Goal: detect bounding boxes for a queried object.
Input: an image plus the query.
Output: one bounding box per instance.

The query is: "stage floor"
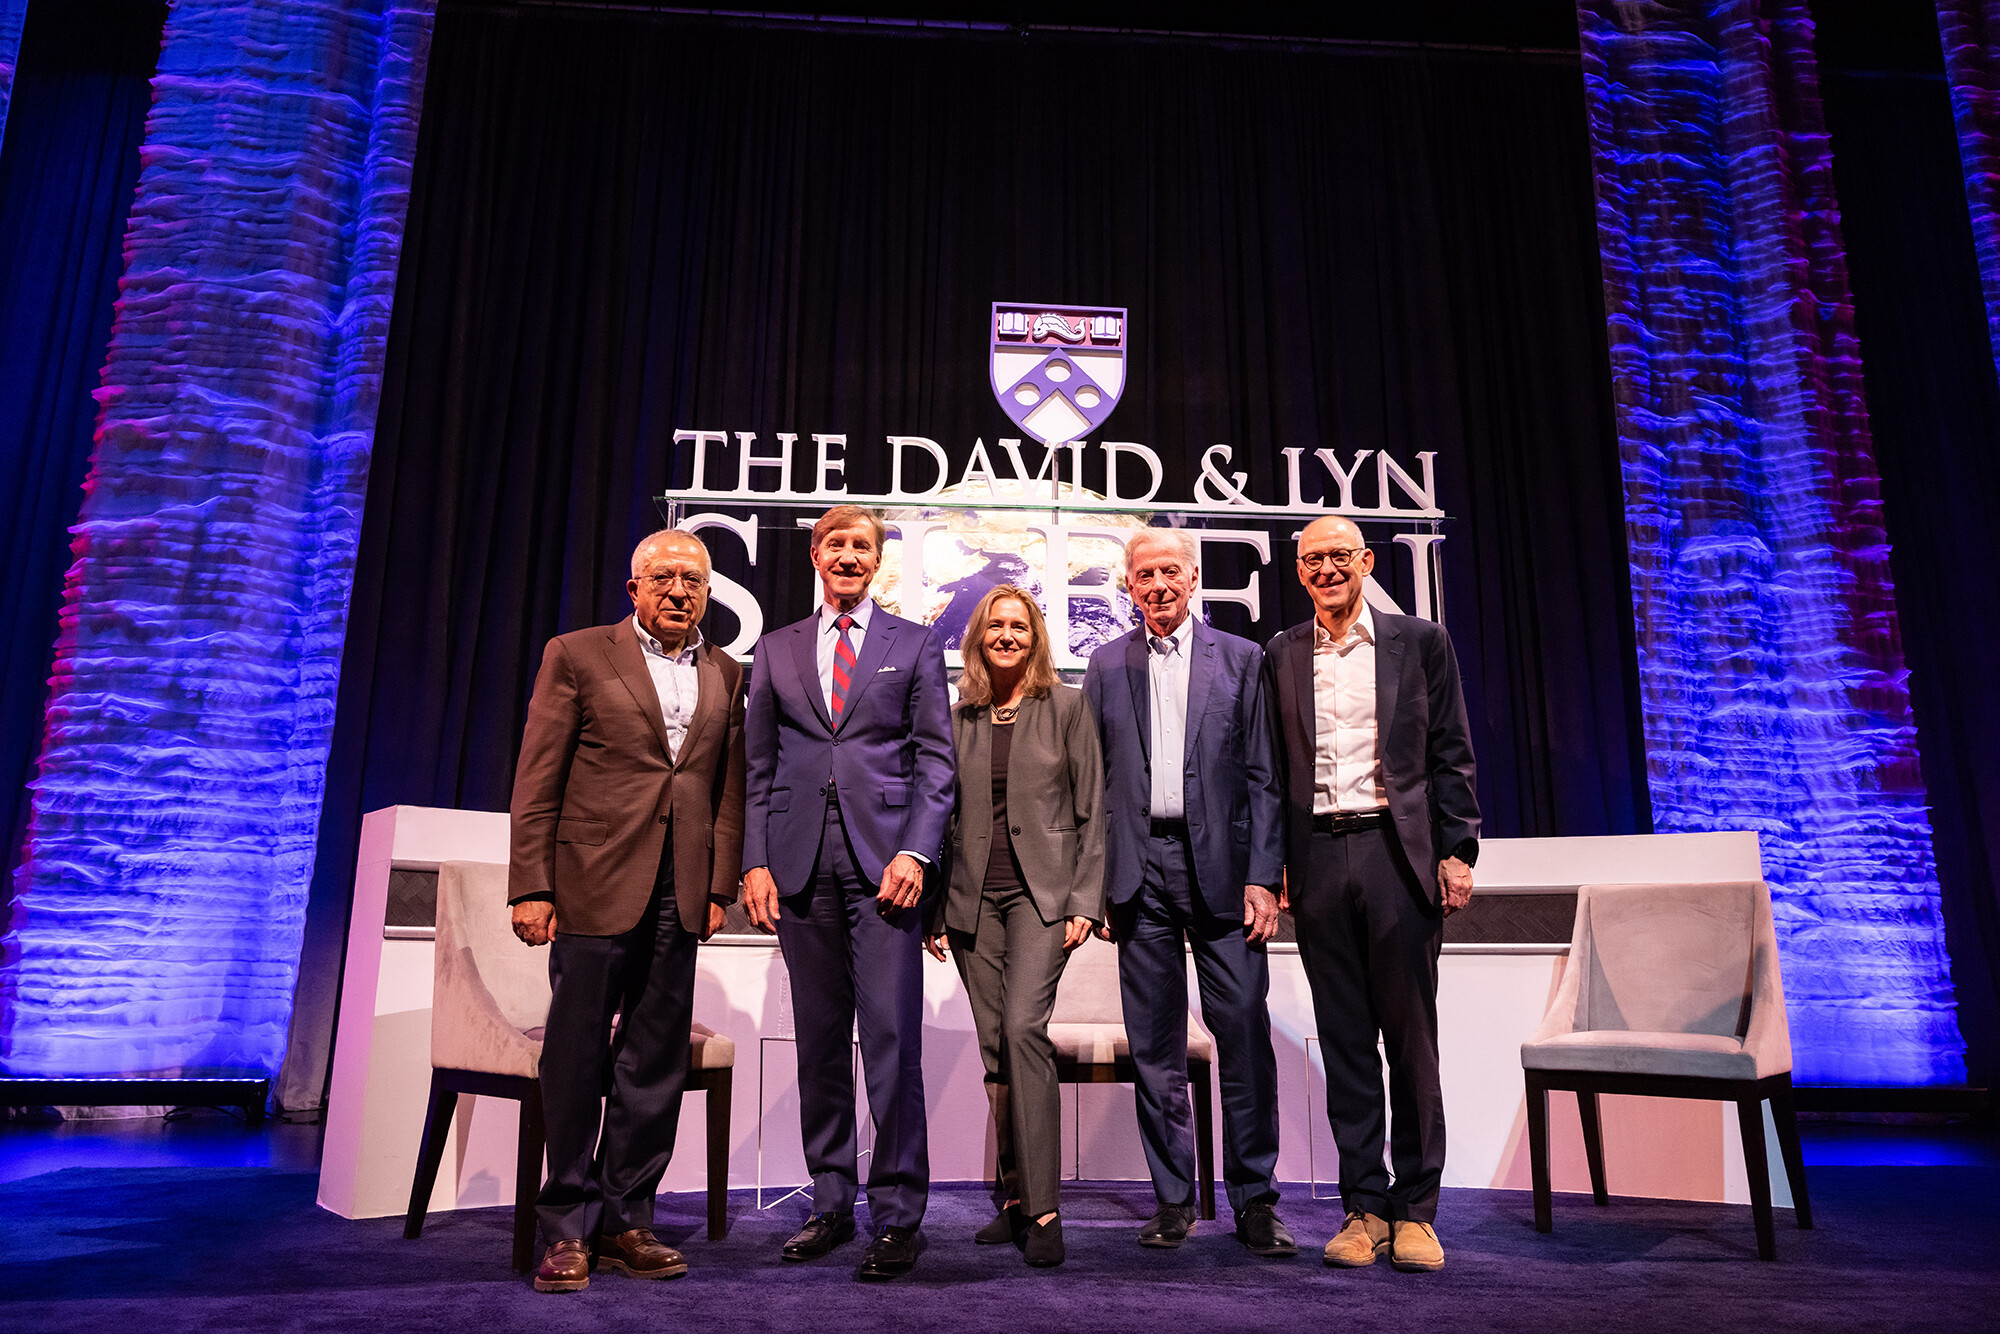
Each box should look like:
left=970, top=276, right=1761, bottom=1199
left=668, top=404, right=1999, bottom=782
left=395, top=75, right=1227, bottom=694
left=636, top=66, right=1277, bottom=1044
left=1, top=1114, right=1995, bottom=1332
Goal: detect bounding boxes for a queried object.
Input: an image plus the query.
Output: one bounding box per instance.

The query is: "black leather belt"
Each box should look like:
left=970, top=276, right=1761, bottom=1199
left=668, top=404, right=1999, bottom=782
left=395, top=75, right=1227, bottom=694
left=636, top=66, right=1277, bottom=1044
left=1148, top=817, right=1190, bottom=840
left=1314, top=809, right=1389, bottom=834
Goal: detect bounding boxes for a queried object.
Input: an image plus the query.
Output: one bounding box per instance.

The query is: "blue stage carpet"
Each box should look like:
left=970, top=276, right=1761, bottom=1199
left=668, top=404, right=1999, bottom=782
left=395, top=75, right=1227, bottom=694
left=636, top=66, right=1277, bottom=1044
left=2, top=1157, right=1996, bottom=1332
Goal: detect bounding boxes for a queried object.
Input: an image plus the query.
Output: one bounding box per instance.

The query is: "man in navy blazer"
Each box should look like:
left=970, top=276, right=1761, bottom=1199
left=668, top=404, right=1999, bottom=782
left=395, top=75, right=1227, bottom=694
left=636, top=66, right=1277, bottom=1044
left=741, top=505, right=955, bottom=1280
left=1266, top=514, right=1478, bottom=1274
left=1082, top=528, right=1295, bottom=1258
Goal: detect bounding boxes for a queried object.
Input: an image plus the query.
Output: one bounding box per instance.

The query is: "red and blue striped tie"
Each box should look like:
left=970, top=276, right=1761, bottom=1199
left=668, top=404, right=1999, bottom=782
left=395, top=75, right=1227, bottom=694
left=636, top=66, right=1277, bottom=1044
left=830, top=614, right=857, bottom=728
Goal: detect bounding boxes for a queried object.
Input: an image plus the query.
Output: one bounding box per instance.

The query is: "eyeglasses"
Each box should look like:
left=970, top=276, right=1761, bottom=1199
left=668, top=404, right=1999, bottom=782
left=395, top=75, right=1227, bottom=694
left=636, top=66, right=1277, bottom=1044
left=1297, top=548, right=1366, bottom=571
left=639, top=572, right=708, bottom=591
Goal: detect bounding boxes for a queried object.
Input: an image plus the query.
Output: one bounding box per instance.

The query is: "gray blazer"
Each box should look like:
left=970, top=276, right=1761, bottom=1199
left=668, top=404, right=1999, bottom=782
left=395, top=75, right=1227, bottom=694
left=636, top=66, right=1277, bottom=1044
left=937, top=684, right=1107, bottom=935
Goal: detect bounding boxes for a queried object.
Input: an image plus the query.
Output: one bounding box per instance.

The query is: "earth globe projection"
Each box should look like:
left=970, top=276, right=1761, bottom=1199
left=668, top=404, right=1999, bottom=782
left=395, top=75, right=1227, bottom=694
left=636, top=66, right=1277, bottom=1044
left=871, top=477, right=1155, bottom=666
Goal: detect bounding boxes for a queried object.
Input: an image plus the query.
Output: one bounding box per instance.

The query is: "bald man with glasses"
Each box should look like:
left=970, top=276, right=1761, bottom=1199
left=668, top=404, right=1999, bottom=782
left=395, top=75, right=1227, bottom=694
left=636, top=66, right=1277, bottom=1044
left=1266, top=515, right=1478, bottom=1274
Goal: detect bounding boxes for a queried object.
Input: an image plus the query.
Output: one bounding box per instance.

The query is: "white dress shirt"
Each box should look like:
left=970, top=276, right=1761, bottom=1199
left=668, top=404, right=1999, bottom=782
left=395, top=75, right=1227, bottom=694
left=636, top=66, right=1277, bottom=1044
left=1146, top=614, right=1195, bottom=820
left=817, top=598, right=876, bottom=717
left=1311, top=604, right=1388, bottom=815
left=634, top=615, right=702, bottom=763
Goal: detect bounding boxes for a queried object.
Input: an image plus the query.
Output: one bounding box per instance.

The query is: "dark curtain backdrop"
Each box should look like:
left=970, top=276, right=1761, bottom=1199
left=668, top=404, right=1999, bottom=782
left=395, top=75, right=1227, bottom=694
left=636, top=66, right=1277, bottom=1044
left=1822, top=66, right=2000, bottom=1086
left=286, top=6, right=1648, bottom=1101
left=0, top=1, right=164, bottom=890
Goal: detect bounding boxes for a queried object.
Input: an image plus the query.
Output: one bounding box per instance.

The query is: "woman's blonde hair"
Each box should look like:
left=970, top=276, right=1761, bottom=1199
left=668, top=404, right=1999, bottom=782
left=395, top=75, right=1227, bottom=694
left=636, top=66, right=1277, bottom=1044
left=956, top=584, right=1058, bottom=711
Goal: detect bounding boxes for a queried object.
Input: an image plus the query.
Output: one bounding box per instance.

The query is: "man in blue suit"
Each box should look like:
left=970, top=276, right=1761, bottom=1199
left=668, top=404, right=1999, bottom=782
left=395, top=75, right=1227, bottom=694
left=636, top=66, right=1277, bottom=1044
left=1082, top=528, right=1295, bottom=1258
left=742, top=505, right=955, bottom=1280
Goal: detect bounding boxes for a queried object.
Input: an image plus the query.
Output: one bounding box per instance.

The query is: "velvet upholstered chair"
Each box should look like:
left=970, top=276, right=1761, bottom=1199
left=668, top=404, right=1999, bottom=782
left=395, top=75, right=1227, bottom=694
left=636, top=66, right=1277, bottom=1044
left=1048, top=933, right=1217, bottom=1219
left=1520, top=879, right=1811, bottom=1260
left=404, top=860, right=736, bottom=1272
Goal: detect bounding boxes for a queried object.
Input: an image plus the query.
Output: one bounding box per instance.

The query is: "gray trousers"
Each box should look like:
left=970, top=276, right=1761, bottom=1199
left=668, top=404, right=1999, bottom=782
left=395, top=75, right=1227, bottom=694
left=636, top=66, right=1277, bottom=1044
left=950, top=881, right=1071, bottom=1218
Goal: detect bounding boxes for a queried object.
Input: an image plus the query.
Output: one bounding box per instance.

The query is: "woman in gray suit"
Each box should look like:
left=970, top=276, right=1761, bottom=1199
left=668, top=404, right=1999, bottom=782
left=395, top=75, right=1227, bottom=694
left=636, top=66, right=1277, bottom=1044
left=925, top=584, right=1105, bottom=1268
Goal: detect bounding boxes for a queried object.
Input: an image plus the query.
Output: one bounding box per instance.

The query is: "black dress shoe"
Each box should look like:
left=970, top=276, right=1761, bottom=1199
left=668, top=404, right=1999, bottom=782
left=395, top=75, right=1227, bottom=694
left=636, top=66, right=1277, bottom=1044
left=1138, top=1203, right=1197, bottom=1248
left=855, top=1225, right=926, bottom=1280
left=1023, top=1215, right=1065, bottom=1268
left=1234, top=1200, right=1298, bottom=1257
left=975, top=1204, right=1027, bottom=1245
left=782, top=1211, right=855, bottom=1261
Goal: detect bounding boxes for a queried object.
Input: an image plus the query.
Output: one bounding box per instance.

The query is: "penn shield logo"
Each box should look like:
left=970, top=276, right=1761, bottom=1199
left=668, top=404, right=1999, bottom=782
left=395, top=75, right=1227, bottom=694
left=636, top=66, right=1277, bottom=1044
left=990, top=302, right=1127, bottom=445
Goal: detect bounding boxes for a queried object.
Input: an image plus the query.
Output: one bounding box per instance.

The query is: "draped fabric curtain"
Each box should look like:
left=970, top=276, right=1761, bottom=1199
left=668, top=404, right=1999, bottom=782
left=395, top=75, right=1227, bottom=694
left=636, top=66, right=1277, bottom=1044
left=1827, top=37, right=2000, bottom=1085
left=1, top=0, right=437, bottom=1083
left=0, top=1, right=26, bottom=150
left=1936, top=3, right=2000, bottom=370
left=1577, top=0, right=1963, bottom=1084
left=0, top=1, right=163, bottom=907
left=286, top=5, right=1650, bottom=1102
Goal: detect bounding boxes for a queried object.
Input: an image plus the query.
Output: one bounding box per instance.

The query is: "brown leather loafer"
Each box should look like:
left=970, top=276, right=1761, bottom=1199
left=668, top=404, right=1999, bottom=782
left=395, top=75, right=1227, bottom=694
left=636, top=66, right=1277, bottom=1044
left=597, top=1227, right=688, bottom=1280
left=533, top=1238, right=591, bottom=1293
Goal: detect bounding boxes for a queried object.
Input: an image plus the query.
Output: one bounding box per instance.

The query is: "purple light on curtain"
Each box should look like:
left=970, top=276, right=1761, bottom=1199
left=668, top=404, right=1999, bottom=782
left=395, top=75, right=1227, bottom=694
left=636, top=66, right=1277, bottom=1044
left=1578, top=0, right=1964, bottom=1084
left=0, top=0, right=435, bottom=1078
left=1937, top=2, right=2000, bottom=371
left=0, top=0, right=26, bottom=150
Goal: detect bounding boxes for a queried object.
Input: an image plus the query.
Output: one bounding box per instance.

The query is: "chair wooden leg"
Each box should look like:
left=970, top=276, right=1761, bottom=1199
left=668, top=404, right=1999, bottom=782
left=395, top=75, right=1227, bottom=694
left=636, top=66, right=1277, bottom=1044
left=405, top=1075, right=458, bottom=1240
left=1768, top=1077, right=1811, bottom=1229
left=707, top=1069, right=732, bottom=1241
left=1525, top=1071, right=1553, bottom=1234
left=1736, top=1097, right=1776, bottom=1260
left=1577, top=1089, right=1608, bottom=1206
left=1190, top=1058, right=1217, bottom=1221
left=514, top=1082, right=547, bottom=1274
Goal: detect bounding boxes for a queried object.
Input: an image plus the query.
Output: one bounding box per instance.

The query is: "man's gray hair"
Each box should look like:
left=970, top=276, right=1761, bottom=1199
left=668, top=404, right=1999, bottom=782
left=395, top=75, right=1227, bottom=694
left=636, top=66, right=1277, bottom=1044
left=630, top=528, right=711, bottom=577
left=1124, top=526, right=1199, bottom=571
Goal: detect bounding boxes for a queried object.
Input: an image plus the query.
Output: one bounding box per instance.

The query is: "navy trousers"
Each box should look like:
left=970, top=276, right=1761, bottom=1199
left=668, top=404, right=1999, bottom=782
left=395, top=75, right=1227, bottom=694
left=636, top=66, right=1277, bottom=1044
left=1291, top=824, right=1446, bottom=1223
left=1114, top=830, right=1281, bottom=1214
left=774, top=799, right=929, bottom=1229
left=537, top=871, right=699, bottom=1244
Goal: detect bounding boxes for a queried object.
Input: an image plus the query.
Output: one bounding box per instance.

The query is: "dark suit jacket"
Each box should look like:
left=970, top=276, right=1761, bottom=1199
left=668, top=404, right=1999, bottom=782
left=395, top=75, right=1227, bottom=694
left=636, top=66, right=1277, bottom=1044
left=1082, top=620, right=1285, bottom=918
left=508, top=619, right=747, bottom=936
left=742, top=603, right=956, bottom=892
left=936, top=685, right=1107, bottom=934
left=1265, top=611, right=1479, bottom=904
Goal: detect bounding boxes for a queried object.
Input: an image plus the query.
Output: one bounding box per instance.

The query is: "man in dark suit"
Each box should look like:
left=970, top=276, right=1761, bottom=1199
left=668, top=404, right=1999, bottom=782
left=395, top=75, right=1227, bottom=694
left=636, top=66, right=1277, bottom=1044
left=1082, top=529, right=1295, bottom=1258
left=741, top=504, right=955, bottom=1280
left=509, top=528, right=746, bottom=1293
left=1266, top=514, right=1478, bottom=1274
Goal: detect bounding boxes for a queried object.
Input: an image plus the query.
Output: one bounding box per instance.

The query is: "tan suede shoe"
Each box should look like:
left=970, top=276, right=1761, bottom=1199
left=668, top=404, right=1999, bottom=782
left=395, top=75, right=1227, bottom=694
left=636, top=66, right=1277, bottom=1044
left=533, top=1238, right=591, bottom=1293
left=1390, top=1219, right=1445, bottom=1272
left=597, top=1227, right=688, bottom=1279
left=1321, top=1211, right=1392, bottom=1267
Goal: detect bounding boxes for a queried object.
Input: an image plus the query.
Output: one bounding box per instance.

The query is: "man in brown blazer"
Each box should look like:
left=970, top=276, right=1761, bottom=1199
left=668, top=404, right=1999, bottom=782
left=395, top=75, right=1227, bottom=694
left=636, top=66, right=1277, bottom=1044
left=508, top=528, right=746, bottom=1292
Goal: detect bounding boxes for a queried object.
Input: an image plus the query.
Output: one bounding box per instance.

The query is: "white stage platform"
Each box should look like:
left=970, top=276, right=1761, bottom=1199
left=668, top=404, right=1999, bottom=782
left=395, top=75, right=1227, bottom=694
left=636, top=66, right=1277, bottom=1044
left=319, top=807, right=1790, bottom=1222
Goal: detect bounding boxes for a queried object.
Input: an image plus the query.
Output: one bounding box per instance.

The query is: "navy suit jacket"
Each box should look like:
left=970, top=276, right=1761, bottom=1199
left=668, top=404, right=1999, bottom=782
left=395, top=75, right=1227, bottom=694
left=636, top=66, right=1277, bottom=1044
left=743, top=603, right=956, bottom=892
left=1265, top=611, right=1479, bottom=905
left=1082, top=619, right=1285, bottom=918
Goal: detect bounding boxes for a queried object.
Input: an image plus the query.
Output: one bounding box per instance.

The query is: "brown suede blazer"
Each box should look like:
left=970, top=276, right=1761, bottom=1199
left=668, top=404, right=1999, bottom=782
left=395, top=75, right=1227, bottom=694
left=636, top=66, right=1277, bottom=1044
left=508, top=618, right=746, bottom=936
